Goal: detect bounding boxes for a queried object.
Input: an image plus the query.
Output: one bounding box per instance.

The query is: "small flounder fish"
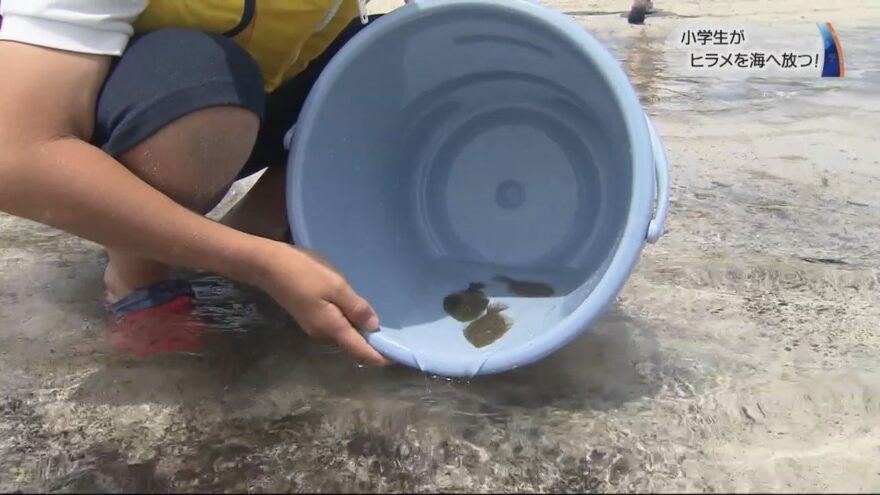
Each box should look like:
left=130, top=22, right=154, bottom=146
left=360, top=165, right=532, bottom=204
left=464, top=302, right=513, bottom=349
left=494, top=275, right=555, bottom=297
left=443, top=282, right=489, bottom=322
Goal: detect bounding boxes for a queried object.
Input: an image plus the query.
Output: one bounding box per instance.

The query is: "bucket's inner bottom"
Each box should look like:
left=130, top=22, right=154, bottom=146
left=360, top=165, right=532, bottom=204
left=413, top=100, right=605, bottom=269
left=372, top=256, right=598, bottom=357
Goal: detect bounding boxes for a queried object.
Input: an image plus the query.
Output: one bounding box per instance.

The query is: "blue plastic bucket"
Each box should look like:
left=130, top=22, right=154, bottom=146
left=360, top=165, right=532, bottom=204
left=287, top=0, right=670, bottom=378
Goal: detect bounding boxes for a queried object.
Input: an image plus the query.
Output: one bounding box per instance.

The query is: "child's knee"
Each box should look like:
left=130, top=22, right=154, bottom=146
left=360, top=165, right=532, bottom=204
left=88, top=25, right=265, bottom=211
left=119, top=105, right=260, bottom=212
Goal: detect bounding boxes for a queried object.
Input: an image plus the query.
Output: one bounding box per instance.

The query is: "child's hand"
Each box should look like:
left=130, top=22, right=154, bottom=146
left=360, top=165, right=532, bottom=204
left=259, top=242, right=391, bottom=367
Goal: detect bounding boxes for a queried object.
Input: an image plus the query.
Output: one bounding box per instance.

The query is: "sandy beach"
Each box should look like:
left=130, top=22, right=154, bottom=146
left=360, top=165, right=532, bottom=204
left=1, top=0, right=879, bottom=492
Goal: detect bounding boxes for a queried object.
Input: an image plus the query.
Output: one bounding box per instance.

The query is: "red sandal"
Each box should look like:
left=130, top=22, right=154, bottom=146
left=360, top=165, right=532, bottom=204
left=104, top=280, right=205, bottom=357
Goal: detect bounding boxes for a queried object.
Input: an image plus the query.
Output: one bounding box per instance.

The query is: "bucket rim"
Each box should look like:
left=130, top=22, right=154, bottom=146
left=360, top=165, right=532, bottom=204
left=288, top=0, right=657, bottom=378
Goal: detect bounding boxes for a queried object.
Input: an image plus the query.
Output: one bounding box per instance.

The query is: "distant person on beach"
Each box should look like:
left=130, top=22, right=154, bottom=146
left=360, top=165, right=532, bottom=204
left=628, top=0, right=654, bottom=24
left=0, top=0, right=395, bottom=366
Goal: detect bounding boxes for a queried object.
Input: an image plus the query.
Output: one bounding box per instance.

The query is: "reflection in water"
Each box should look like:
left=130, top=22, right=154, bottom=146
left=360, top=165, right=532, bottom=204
left=623, top=27, right=664, bottom=107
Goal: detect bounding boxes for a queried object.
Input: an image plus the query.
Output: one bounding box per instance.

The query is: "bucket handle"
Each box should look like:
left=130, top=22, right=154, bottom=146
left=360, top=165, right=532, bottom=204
left=644, top=114, right=669, bottom=244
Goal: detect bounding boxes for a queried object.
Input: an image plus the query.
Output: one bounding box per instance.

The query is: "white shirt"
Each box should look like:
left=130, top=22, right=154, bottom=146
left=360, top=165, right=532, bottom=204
left=0, top=0, right=148, bottom=55
left=0, top=0, right=378, bottom=56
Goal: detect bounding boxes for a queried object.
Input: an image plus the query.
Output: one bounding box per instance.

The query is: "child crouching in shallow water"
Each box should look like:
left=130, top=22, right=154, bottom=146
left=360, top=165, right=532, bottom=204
left=0, top=0, right=394, bottom=366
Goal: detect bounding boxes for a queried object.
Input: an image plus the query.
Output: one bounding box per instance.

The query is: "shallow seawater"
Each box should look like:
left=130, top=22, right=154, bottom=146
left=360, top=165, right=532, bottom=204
left=8, top=273, right=674, bottom=493
left=2, top=13, right=880, bottom=495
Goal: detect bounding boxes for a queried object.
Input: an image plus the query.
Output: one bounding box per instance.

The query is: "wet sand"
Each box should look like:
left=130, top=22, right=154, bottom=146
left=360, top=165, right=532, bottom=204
left=2, top=0, right=879, bottom=492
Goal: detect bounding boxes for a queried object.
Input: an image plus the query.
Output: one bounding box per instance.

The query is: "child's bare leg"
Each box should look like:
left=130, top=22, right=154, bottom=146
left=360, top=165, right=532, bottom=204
left=104, top=105, right=259, bottom=302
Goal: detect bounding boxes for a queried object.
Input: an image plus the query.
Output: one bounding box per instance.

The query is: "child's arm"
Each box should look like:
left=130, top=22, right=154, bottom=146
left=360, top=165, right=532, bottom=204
left=0, top=41, right=388, bottom=366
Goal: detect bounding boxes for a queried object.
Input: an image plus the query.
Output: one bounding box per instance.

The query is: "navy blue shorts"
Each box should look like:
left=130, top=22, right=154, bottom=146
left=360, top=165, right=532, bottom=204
left=91, top=15, right=380, bottom=180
